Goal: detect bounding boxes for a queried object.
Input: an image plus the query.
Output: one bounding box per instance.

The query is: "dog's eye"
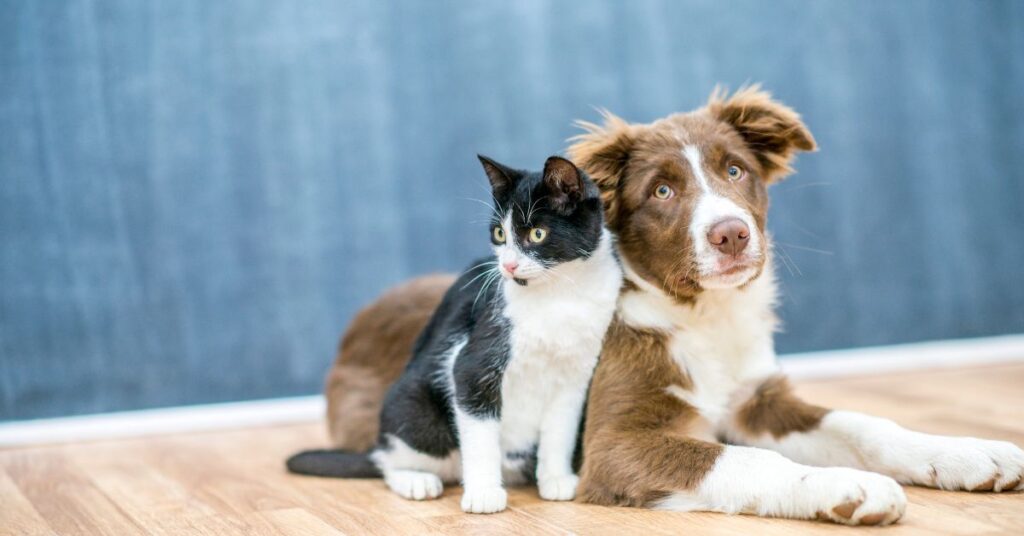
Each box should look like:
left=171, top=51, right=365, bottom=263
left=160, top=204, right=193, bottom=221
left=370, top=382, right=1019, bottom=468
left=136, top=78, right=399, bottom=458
left=653, top=184, right=675, bottom=199
left=727, top=164, right=746, bottom=182
left=492, top=226, right=506, bottom=243
left=528, top=227, right=547, bottom=243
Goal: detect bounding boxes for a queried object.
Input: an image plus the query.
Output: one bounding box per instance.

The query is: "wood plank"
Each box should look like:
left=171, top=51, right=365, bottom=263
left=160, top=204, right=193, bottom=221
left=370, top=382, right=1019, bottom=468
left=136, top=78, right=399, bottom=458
left=0, top=470, right=57, bottom=536
left=1, top=364, right=1023, bottom=535
left=1, top=450, right=148, bottom=536
left=64, top=443, right=251, bottom=536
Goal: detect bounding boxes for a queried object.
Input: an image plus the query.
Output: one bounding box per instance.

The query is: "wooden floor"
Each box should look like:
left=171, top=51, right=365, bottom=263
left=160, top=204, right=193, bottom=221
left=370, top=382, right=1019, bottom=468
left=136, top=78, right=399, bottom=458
left=3, top=364, right=1023, bottom=536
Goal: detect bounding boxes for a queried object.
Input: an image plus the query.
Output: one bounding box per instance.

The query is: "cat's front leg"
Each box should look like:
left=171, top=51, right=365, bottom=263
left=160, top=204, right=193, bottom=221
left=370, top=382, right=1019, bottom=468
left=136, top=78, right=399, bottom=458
left=536, top=389, right=587, bottom=501
left=455, top=409, right=507, bottom=514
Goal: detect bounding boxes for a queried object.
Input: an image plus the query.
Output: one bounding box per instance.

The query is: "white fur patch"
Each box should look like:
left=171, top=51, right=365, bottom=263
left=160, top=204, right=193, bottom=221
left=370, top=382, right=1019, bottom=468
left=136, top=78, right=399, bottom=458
left=373, top=433, right=462, bottom=500
left=681, top=145, right=762, bottom=284
left=737, top=410, right=1024, bottom=492
left=494, top=214, right=545, bottom=281
left=455, top=409, right=507, bottom=513
left=384, top=470, right=444, bottom=500
left=498, top=231, right=620, bottom=455
left=619, top=259, right=781, bottom=434
left=654, top=446, right=906, bottom=525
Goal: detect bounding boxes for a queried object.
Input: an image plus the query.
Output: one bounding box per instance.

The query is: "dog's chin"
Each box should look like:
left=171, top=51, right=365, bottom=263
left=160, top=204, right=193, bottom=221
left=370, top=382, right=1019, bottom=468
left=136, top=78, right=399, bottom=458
left=699, top=262, right=760, bottom=289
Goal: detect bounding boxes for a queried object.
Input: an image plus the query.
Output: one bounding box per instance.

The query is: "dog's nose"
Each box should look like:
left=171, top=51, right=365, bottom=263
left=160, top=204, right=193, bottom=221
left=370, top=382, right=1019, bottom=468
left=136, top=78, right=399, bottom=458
left=707, top=218, right=750, bottom=256
left=502, top=261, right=519, bottom=274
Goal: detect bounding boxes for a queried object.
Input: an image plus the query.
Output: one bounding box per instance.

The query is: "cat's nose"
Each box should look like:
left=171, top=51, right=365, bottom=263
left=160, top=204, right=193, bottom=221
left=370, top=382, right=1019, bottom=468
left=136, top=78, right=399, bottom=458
left=502, top=261, right=519, bottom=274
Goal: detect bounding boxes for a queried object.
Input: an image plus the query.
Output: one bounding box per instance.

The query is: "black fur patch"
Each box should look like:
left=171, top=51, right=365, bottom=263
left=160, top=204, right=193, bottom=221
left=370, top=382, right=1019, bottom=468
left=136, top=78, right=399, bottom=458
left=291, top=156, right=607, bottom=477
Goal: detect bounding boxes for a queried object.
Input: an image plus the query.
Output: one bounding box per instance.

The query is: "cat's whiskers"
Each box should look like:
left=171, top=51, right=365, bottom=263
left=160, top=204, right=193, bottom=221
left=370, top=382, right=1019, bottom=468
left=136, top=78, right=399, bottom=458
left=460, top=196, right=502, bottom=221
left=516, top=201, right=528, bottom=225
left=460, top=262, right=501, bottom=291
left=526, top=195, right=547, bottom=225
left=542, top=266, right=580, bottom=290
left=472, top=269, right=503, bottom=312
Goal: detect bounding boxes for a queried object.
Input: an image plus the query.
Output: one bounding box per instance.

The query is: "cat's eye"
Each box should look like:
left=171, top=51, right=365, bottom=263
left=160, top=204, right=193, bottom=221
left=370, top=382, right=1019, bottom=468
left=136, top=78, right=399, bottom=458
left=727, top=164, right=746, bottom=182
left=492, top=226, right=506, bottom=243
left=528, top=228, right=547, bottom=243
left=653, top=183, right=674, bottom=200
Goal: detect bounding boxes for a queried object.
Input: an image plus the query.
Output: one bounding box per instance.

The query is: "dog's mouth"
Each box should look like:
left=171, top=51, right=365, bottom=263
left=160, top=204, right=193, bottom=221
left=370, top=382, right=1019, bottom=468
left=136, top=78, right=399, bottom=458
left=697, top=256, right=762, bottom=289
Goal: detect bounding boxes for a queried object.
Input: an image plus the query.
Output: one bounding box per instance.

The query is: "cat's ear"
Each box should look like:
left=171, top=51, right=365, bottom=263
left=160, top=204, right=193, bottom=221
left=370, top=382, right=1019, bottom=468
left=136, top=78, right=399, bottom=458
left=542, top=156, right=584, bottom=214
left=477, top=155, right=518, bottom=196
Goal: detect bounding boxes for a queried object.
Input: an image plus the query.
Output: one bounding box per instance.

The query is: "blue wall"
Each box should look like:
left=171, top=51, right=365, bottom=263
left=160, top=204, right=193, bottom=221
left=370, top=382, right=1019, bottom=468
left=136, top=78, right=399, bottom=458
left=2, top=0, right=1023, bottom=420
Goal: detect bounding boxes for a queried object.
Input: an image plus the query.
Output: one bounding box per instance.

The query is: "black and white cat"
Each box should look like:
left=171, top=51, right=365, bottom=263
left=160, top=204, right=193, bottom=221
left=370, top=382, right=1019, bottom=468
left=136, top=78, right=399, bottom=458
left=287, top=156, right=622, bottom=514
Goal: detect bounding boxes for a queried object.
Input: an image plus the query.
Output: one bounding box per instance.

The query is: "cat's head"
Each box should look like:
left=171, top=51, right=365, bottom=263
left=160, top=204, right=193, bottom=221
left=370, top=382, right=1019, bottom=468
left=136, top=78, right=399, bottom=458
left=478, top=155, right=605, bottom=286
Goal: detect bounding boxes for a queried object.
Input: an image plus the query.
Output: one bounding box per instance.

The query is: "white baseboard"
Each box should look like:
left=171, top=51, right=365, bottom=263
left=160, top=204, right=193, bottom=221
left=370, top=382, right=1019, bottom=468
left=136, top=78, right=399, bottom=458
left=0, top=396, right=325, bottom=448
left=2, top=334, right=1022, bottom=448
left=780, top=333, right=1024, bottom=379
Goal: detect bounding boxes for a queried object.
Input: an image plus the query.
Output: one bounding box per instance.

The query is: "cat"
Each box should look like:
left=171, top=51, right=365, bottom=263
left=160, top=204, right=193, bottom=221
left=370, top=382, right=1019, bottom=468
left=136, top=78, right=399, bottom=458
left=287, top=155, right=622, bottom=514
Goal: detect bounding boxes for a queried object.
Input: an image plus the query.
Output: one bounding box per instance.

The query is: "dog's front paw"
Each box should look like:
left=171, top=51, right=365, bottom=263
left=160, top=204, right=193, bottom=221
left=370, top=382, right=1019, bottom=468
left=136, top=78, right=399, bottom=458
left=904, top=437, right=1024, bottom=492
left=538, top=474, right=578, bottom=501
left=801, top=468, right=906, bottom=526
left=461, top=486, right=507, bottom=514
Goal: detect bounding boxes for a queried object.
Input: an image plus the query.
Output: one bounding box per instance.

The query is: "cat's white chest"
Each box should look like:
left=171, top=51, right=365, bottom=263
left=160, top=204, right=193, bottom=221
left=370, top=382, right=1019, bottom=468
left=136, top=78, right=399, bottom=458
left=498, top=324, right=601, bottom=453
left=496, top=249, right=620, bottom=453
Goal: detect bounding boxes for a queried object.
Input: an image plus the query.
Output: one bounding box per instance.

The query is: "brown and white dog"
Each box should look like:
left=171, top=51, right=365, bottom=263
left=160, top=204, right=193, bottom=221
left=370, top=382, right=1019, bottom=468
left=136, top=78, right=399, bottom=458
left=322, top=87, right=1024, bottom=525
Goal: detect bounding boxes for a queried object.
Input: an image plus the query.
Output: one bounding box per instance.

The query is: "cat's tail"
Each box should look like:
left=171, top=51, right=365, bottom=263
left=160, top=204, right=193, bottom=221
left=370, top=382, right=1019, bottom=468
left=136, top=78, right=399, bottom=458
left=285, top=449, right=382, bottom=478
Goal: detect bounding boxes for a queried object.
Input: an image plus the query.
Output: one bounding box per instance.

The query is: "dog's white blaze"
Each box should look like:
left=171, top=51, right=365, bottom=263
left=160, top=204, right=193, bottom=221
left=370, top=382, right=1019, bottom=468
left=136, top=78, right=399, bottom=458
left=683, top=145, right=714, bottom=194
left=681, top=145, right=761, bottom=283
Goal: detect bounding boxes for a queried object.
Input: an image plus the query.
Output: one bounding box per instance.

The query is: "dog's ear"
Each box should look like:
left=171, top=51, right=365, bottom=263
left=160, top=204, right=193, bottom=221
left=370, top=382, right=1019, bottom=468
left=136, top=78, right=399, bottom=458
left=567, top=111, right=637, bottom=228
left=707, top=85, right=816, bottom=183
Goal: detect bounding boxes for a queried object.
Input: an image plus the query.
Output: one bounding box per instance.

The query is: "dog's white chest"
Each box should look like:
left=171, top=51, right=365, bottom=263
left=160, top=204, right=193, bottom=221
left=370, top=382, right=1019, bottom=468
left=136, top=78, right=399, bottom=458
left=618, top=270, right=781, bottom=432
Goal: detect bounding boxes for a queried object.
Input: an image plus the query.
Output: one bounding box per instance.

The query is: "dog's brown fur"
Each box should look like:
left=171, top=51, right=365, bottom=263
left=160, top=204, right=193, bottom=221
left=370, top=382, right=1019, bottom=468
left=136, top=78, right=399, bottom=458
left=326, top=274, right=453, bottom=450
left=735, top=376, right=829, bottom=440
left=576, top=317, right=724, bottom=506
left=569, top=87, right=817, bottom=505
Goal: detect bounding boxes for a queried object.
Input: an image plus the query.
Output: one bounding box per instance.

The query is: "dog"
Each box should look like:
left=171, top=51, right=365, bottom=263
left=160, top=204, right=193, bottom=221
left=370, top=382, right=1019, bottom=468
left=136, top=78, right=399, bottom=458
left=320, top=87, right=1024, bottom=525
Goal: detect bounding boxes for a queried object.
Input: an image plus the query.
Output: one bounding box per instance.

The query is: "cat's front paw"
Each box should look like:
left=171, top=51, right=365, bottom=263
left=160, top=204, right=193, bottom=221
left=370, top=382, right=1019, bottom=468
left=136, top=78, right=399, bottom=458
left=538, top=474, right=578, bottom=501
left=384, top=470, right=444, bottom=501
left=461, top=486, right=507, bottom=514
left=901, top=437, right=1024, bottom=492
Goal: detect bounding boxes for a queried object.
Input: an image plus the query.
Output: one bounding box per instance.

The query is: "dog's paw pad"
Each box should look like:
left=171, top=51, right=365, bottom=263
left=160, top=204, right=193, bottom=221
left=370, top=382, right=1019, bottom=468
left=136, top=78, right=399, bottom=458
left=915, top=438, right=1024, bottom=492
left=803, top=468, right=905, bottom=526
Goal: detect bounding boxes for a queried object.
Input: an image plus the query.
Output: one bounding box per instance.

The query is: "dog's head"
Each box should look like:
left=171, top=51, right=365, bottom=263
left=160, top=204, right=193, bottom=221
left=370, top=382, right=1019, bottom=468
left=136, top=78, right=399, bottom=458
left=569, top=86, right=815, bottom=300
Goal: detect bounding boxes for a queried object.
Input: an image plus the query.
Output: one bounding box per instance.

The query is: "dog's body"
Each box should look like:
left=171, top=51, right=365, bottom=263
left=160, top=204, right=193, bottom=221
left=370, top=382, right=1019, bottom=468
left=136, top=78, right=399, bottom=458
left=323, top=88, right=1024, bottom=525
